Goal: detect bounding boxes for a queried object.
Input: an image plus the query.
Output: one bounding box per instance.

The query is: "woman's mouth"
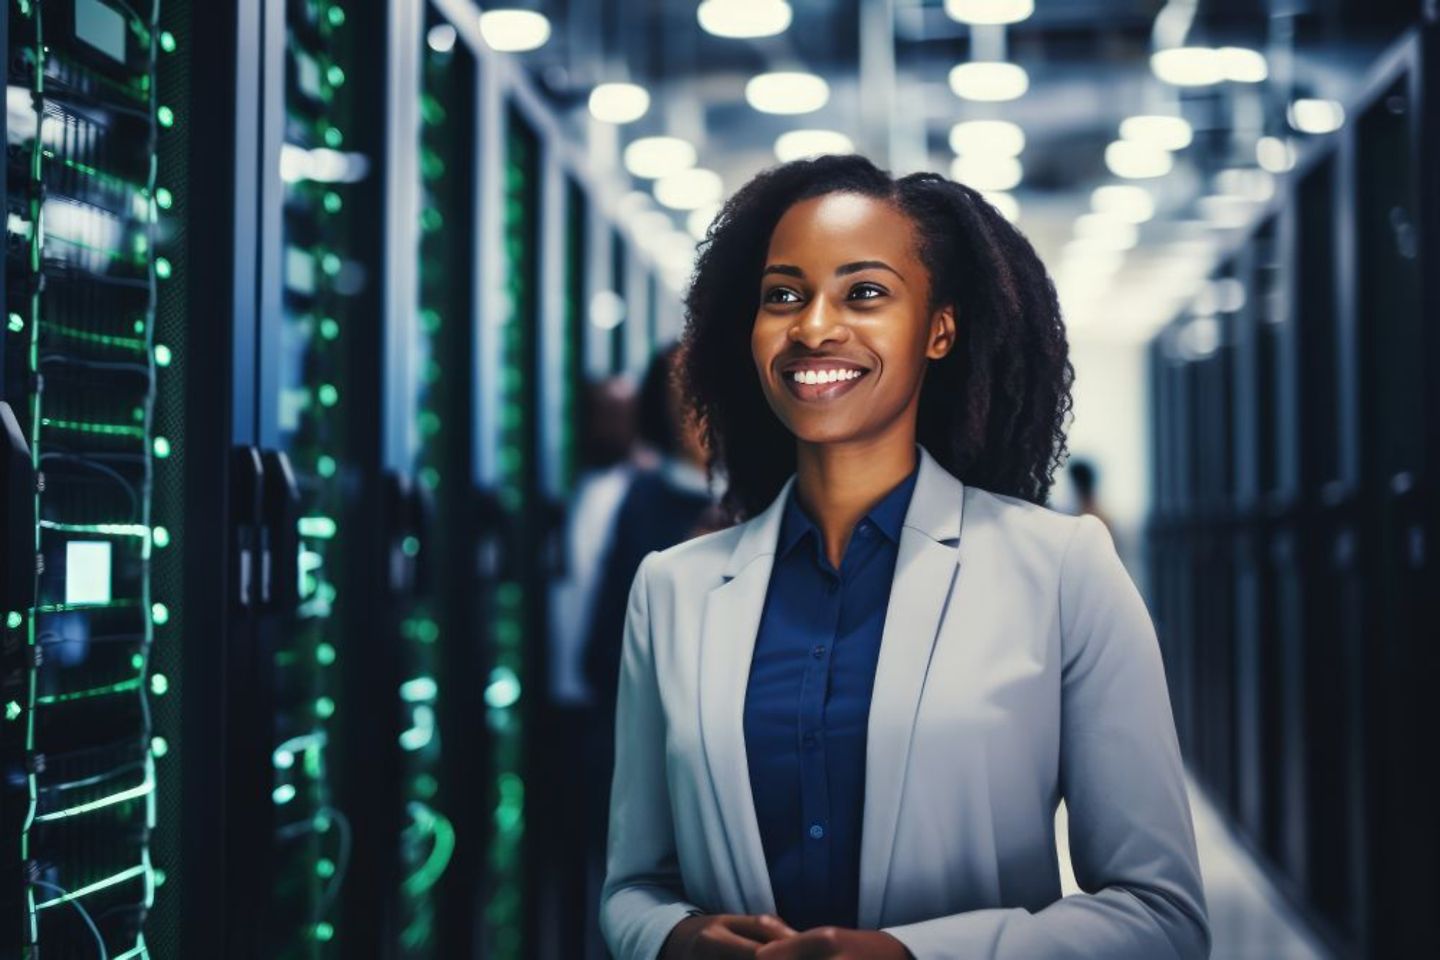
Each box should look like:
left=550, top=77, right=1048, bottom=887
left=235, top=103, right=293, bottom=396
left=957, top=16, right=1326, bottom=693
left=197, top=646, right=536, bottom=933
left=781, top=366, right=871, bottom=403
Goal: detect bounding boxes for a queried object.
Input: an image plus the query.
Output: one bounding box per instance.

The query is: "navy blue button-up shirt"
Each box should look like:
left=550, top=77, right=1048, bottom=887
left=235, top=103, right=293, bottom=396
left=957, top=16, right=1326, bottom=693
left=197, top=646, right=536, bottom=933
left=742, top=459, right=920, bottom=932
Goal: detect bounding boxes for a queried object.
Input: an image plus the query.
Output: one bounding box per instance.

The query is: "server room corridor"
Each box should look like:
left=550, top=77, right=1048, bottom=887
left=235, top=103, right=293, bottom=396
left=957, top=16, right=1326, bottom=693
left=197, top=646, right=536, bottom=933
left=0, top=1, right=1435, bottom=959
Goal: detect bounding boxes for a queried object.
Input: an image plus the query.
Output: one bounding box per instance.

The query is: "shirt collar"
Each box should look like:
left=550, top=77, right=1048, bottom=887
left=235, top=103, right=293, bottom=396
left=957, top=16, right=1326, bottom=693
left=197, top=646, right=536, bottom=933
left=777, top=455, right=922, bottom=559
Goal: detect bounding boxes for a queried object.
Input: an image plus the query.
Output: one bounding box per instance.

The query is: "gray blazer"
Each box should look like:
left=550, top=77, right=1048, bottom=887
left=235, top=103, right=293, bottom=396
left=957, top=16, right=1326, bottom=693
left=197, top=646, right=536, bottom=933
left=600, top=442, right=1210, bottom=959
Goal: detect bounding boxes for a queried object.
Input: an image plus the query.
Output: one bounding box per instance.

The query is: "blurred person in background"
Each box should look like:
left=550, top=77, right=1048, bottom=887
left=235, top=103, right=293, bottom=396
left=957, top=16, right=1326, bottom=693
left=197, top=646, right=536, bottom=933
left=1065, top=457, right=1113, bottom=537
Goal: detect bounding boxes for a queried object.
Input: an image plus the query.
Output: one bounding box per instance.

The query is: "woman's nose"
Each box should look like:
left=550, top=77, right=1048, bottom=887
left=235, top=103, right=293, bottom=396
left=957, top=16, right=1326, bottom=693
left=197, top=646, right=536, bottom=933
left=790, top=297, right=846, bottom=344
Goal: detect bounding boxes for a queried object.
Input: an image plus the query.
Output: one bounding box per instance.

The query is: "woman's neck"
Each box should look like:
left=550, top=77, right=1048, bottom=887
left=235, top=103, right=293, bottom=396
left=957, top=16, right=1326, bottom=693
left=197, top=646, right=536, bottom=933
left=792, top=429, right=918, bottom=569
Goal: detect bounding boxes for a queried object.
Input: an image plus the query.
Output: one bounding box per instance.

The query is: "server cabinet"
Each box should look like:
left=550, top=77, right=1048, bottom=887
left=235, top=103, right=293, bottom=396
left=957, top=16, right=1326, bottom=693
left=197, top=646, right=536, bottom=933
left=1, top=2, right=172, bottom=955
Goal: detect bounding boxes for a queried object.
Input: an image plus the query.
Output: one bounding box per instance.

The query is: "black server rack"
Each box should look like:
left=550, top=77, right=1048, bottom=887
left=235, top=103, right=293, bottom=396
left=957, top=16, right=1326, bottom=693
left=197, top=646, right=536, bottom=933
left=1, top=1, right=172, bottom=955
left=1147, top=25, right=1439, bottom=958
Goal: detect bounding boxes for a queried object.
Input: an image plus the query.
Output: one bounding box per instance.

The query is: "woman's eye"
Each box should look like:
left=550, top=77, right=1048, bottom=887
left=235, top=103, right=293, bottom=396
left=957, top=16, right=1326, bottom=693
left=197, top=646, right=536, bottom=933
left=850, top=283, right=884, bottom=300
left=764, top=287, right=799, bottom=304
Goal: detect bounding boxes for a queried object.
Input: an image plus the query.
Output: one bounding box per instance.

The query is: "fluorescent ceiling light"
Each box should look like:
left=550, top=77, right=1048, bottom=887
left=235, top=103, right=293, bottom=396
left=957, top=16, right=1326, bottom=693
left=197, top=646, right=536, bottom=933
left=1073, top=213, right=1138, bottom=251
left=655, top=168, right=724, bottom=210
left=697, top=0, right=792, bottom=39
left=589, top=82, right=650, bottom=124
left=1090, top=184, right=1155, bottom=224
left=588, top=290, right=626, bottom=330
left=1287, top=98, right=1344, bottom=134
left=426, top=23, right=457, bottom=53
left=943, top=0, right=1034, bottom=25
left=948, top=61, right=1028, bottom=101
left=687, top=203, right=722, bottom=241
left=1119, top=115, right=1192, bottom=151
left=774, top=129, right=854, bottom=161
left=1150, top=46, right=1224, bottom=86
left=1104, top=140, right=1173, bottom=179
left=948, top=120, right=1024, bottom=156
left=980, top=191, right=1020, bottom=222
left=746, top=71, right=829, bottom=114
left=1216, top=46, right=1267, bottom=83
left=478, top=9, right=551, bottom=53
left=950, top=154, right=1022, bottom=191
left=623, top=136, right=697, bottom=179
left=1255, top=136, right=1296, bottom=173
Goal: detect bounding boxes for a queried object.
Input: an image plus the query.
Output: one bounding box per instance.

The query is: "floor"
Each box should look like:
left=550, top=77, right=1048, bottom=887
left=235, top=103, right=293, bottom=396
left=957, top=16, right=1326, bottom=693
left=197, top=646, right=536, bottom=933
left=1055, top=775, right=1333, bottom=959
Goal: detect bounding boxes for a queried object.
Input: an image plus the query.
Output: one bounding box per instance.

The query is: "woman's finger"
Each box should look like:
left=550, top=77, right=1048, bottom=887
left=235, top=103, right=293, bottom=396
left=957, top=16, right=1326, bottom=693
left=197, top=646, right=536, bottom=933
left=722, top=913, right=799, bottom=942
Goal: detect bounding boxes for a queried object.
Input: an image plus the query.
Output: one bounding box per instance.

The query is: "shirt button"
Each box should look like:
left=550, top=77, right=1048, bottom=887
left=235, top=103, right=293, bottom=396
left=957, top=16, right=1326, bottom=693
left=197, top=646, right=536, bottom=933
left=808, top=823, right=825, bottom=840
left=811, top=644, right=826, bottom=659
left=857, top=523, right=872, bottom=537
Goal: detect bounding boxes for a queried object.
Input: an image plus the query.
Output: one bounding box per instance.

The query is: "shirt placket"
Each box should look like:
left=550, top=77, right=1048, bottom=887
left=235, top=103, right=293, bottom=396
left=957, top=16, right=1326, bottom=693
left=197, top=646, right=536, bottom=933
left=797, top=554, right=842, bottom=917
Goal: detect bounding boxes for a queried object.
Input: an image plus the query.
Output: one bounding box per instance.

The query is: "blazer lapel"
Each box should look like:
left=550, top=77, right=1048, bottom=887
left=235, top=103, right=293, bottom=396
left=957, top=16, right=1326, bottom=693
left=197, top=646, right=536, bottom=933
left=695, top=473, right=794, bottom=915
left=857, top=444, right=966, bottom=929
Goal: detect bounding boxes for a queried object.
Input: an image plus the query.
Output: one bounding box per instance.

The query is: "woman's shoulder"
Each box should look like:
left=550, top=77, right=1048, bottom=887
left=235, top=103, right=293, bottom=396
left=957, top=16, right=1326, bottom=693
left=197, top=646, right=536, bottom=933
left=961, top=483, right=1094, bottom=563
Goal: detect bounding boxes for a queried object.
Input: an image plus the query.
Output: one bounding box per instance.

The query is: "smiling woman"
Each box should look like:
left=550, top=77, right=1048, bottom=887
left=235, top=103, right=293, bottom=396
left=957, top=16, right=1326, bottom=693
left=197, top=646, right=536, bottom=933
left=598, top=154, right=1209, bottom=960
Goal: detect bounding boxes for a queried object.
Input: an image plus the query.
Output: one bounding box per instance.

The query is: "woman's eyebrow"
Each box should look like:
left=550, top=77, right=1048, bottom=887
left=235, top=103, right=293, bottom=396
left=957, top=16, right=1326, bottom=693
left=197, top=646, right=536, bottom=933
left=762, top=260, right=904, bottom=280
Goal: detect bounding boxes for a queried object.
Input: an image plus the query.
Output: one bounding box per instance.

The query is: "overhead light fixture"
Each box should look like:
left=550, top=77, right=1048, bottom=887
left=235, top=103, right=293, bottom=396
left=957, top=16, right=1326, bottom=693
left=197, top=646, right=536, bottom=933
left=588, top=82, right=650, bottom=124
left=948, top=120, right=1024, bottom=156
left=588, top=290, right=626, bottom=330
left=1090, top=184, right=1155, bottom=224
left=1074, top=213, right=1138, bottom=251
left=1119, top=115, right=1192, bottom=151
left=1255, top=135, right=1296, bottom=172
left=655, top=168, right=724, bottom=210
left=1287, top=98, right=1344, bottom=134
left=697, top=0, right=792, bottom=39
left=477, top=9, right=551, bottom=53
left=1216, top=46, right=1267, bottom=83
left=948, top=61, right=1028, bottom=101
left=426, top=23, right=457, bottom=53
left=1150, top=46, right=1224, bottom=86
left=1214, top=167, right=1275, bottom=203
left=745, top=71, right=829, bottom=114
left=980, top=191, right=1020, bottom=222
left=950, top=154, right=1022, bottom=191
left=623, top=136, right=697, bottom=179
left=943, top=0, right=1034, bottom=25
left=1104, top=140, right=1173, bottom=179
left=687, top=203, right=722, bottom=241
left=774, top=129, right=854, bottom=161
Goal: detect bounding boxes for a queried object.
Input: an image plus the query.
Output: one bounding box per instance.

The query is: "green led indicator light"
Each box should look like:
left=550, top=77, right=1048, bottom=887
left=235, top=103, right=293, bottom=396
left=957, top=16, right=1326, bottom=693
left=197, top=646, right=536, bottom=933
left=323, top=191, right=343, bottom=213
left=153, top=526, right=170, bottom=548
left=420, top=309, right=441, bottom=333
left=419, top=411, right=440, bottom=436
left=152, top=602, right=170, bottom=625
left=327, top=6, right=346, bottom=27
left=485, top=666, right=522, bottom=710
left=155, top=257, right=172, bottom=279
left=154, top=869, right=167, bottom=887
left=401, top=535, right=420, bottom=557
left=153, top=436, right=172, bottom=458
left=150, top=673, right=170, bottom=695
left=7, top=313, right=23, bottom=333
left=414, top=773, right=438, bottom=799
left=4, top=701, right=19, bottom=722
left=133, top=406, right=145, bottom=422
left=299, top=516, right=338, bottom=539
left=316, top=642, right=337, bottom=665
left=273, top=784, right=297, bottom=805
left=154, top=344, right=172, bottom=367
left=151, top=736, right=169, bottom=758
left=315, top=922, right=335, bottom=943
left=421, top=207, right=443, bottom=232
left=316, top=858, right=336, bottom=879
left=323, top=126, right=343, bottom=148
left=131, top=653, right=145, bottom=670
left=321, top=252, right=341, bottom=276
left=159, top=31, right=176, bottom=52
left=6, top=611, right=21, bottom=629
left=315, top=696, right=336, bottom=719
left=157, top=105, right=174, bottom=128
left=327, top=64, right=346, bottom=86
left=155, top=187, right=173, bottom=210
left=316, top=455, right=337, bottom=478
left=319, top=317, right=340, bottom=340
left=419, top=467, right=440, bottom=490
left=134, top=319, right=146, bottom=334
left=318, top=383, right=339, bottom=407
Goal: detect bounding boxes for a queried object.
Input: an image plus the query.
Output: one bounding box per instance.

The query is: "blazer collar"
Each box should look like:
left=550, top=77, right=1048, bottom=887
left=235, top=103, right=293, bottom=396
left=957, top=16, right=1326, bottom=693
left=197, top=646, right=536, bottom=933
left=722, top=441, right=962, bottom=578
left=699, top=440, right=966, bottom=924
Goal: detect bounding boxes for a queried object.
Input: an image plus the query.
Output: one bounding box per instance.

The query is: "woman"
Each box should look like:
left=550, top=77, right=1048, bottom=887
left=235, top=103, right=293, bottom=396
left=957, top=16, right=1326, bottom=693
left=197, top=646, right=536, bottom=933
left=600, top=154, right=1209, bottom=960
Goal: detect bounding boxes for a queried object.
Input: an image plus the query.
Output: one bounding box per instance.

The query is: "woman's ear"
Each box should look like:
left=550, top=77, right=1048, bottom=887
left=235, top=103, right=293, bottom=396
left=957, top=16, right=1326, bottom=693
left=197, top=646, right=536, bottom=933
left=926, top=304, right=956, bottom=360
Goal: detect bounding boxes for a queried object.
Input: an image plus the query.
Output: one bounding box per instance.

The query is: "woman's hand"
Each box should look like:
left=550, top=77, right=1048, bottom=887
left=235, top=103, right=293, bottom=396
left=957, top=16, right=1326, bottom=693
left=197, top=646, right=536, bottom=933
left=661, top=914, right=799, bottom=958
left=753, top=927, right=912, bottom=959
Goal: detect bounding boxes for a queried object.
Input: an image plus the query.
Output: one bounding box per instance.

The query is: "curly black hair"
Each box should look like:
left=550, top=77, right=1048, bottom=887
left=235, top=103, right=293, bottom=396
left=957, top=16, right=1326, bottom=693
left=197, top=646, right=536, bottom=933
left=678, top=153, right=1075, bottom=523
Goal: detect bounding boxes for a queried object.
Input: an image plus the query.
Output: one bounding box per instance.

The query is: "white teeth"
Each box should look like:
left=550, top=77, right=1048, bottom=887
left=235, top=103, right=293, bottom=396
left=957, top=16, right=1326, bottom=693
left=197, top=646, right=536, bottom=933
left=791, top=368, right=863, bottom=384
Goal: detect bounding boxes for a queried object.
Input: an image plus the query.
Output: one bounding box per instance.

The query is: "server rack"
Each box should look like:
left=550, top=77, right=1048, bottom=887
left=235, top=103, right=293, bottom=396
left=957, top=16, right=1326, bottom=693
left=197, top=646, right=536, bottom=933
left=1147, top=25, right=1439, bottom=958
left=1, top=1, right=172, bottom=955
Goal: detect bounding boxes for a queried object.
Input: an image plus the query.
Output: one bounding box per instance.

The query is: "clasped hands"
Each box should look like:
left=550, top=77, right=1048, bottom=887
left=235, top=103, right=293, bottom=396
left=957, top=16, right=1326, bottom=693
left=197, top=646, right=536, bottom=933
left=661, top=913, right=913, bottom=959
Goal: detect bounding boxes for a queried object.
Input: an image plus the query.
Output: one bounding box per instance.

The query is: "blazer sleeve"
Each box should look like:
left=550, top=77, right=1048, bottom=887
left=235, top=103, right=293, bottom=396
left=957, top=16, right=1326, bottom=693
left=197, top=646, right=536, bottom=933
left=599, top=550, right=704, bottom=959
left=882, top=513, right=1211, bottom=959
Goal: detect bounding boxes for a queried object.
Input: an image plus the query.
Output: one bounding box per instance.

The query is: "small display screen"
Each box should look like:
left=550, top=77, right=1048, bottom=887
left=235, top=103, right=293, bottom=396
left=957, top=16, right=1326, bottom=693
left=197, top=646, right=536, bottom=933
left=74, top=0, right=127, bottom=64
left=65, top=540, right=113, bottom=605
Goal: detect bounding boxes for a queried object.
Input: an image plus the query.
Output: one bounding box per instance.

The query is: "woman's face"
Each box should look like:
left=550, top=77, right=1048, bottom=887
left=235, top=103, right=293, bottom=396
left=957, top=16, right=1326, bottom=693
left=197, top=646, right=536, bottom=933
left=751, top=191, right=955, bottom=446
